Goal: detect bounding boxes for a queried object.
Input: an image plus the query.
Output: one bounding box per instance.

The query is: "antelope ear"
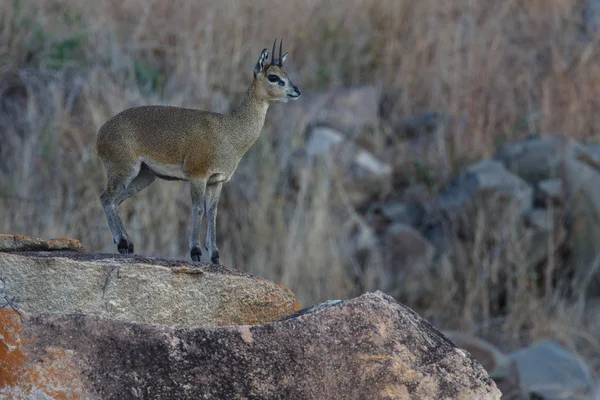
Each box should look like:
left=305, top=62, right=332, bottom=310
left=280, top=52, right=289, bottom=65
left=254, top=49, right=269, bottom=75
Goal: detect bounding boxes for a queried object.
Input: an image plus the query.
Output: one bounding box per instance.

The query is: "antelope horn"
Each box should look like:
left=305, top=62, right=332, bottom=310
left=272, top=38, right=277, bottom=65
left=278, top=39, right=283, bottom=66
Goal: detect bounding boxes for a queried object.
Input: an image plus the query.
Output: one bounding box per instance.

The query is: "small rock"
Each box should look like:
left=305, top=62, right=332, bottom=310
left=521, top=208, right=566, bottom=271
left=435, top=160, right=533, bottom=217
left=380, top=223, right=435, bottom=298
left=376, top=202, right=425, bottom=227
left=583, top=1, right=600, bottom=36
left=536, top=178, right=564, bottom=205
left=495, top=136, right=584, bottom=185
left=305, top=126, right=345, bottom=157
left=508, top=340, right=593, bottom=400
left=564, top=158, right=600, bottom=295
left=0, top=234, right=84, bottom=252
left=352, top=149, right=392, bottom=177
left=296, top=125, right=391, bottom=207
left=524, top=208, right=555, bottom=232
left=463, top=160, right=533, bottom=216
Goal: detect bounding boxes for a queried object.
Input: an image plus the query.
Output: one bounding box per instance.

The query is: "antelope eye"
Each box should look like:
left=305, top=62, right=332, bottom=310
left=267, top=75, right=279, bottom=83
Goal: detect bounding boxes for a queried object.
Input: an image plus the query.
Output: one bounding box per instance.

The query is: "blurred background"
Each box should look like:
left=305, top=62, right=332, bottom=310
left=1, top=0, right=600, bottom=396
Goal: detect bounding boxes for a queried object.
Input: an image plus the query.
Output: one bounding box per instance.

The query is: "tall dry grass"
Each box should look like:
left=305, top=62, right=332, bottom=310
left=1, top=0, right=599, bottom=370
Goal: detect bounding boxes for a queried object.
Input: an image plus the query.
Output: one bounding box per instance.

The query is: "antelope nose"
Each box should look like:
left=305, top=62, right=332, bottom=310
left=293, top=86, right=301, bottom=96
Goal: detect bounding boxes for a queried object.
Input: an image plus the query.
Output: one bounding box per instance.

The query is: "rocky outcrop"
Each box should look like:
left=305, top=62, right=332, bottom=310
left=0, top=236, right=501, bottom=399
left=0, top=250, right=300, bottom=328
left=1, top=292, right=501, bottom=400
left=0, top=234, right=84, bottom=252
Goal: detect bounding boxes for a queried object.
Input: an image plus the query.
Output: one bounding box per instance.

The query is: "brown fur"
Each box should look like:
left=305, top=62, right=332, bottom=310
left=96, top=45, right=300, bottom=262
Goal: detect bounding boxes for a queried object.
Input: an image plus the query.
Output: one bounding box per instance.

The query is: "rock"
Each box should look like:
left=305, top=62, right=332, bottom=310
left=495, top=136, right=584, bottom=185
left=508, top=341, right=593, bottom=400
left=438, top=160, right=533, bottom=217
left=0, top=251, right=300, bottom=327
left=375, top=201, right=425, bottom=227
left=444, top=332, right=525, bottom=400
left=522, top=208, right=566, bottom=271
left=593, top=380, right=600, bottom=399
left=536, top=178, right=564, bottom=205
left=429, top=160, right=533, bottom=241
left=583, top=1, right=600, bottom=36
left=305, top=126, right=345, bottom=157
left=380, top=223, right=435, bottom=298
left=1, top=292, right=501, bottom=399
left=462, top=160, right=534, bottom=216
left=564, top=158, right=600, bottom=295
left=0, top=234, right=84, bottom=252
left=525, top=208, right=555, bottom=232
left=294, top=125, right=391, bottom=207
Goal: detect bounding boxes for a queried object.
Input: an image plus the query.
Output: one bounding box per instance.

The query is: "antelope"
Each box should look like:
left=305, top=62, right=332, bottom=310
left=96, top=39, right=301, bottom=264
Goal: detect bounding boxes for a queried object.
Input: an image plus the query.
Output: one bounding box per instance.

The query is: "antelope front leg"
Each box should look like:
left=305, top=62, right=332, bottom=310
left=189, top=179, right=207, bottom=262
left=205, top=182, right=223, bottom=264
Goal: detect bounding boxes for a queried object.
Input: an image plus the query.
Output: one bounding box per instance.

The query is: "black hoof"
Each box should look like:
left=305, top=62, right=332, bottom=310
left=118, top=238, right=134, bottom=254
left=211, top=250, right=220, bottom=265
left=191, top=247, right=202, bottom=262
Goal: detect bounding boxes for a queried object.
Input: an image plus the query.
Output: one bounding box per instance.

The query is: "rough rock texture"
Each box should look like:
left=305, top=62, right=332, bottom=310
left=1, top=292, right=501, bottom=400
left=0, top=251, right=300, bottom=328
left=444, top=332, right=525, bottom=400
left=0, top=234, right=84, bottom=252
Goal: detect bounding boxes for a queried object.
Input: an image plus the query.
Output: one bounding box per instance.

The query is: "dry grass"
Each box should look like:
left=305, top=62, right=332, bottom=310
left=1, top=0, right=599, bottom=372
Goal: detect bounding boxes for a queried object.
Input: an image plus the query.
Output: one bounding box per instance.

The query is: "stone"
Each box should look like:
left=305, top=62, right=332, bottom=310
left=583, top=1, right=600, bottom=36
left=564, top=158, right=600, bottom=295
left=380, top=223, right=436, bottom=299
left=436, top=160, right=533, bottom=217
left=294, top=125, right=392, bottom=207
left=524, top=208, right=555, bottom=233
left=376, top=201, right=425, bottom=227
left=522, top=208, right=566, bottom=271
left=495, top=136, right=584, bottom=185
left=444, top=332, right=524, bottom=400
left=0, top=234, right=84, bottom=252
left=536, top=178, right=564, bottom=205
left=305, top=126, right=345, bottom=157
left=508, top=341, right=593, bottom=400
left=1, top=292, right=501, bottom=399
left=429, top=160, right=533, bottom=240
left=0, top=251, right=300, bottom=328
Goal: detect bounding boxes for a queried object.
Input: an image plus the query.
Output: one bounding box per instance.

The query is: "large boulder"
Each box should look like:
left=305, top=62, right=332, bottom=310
left=0, top=237, right=300, bottom=328
left=0, top=236, right=501, bottom=399
left=1, top=292, right=501, bottom=399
